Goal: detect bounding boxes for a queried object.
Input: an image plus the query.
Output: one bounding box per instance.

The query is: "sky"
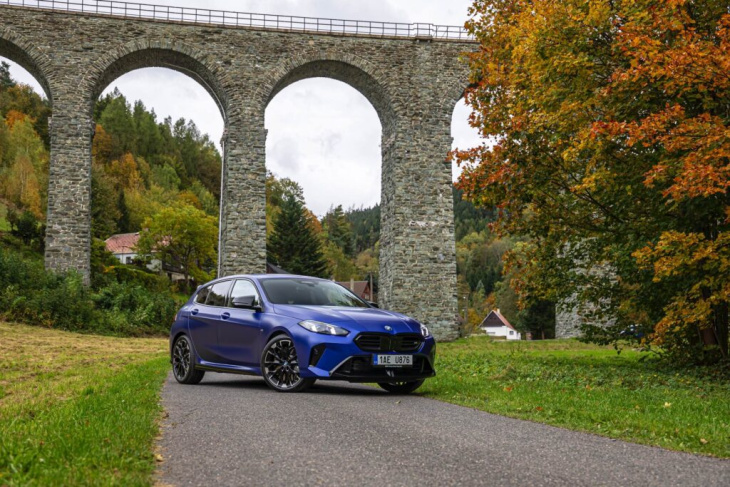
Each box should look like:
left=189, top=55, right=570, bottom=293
left=3, top=0, right=481, bottom=216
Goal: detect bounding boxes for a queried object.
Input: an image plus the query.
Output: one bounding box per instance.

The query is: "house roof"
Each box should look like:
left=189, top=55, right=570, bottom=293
left=479, top=310, right=518, bottom=332
left=105, top=232, right=139, bottom=254
left=336, top=281, right=371, bottom=299
left=266, top=262, right=288, bottom=274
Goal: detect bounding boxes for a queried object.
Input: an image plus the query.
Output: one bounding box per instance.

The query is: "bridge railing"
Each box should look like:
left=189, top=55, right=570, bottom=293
left=0, top=0, right=473, bottom=41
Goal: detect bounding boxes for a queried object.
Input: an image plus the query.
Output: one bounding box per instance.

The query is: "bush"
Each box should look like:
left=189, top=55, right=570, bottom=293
left=0, top=247, right=180, bottom=336
left=7, top=210, right=45, bottom=248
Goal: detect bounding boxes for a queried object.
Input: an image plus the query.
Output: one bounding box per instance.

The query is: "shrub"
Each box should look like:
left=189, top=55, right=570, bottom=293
left=0, top=247, right=180, bottom=336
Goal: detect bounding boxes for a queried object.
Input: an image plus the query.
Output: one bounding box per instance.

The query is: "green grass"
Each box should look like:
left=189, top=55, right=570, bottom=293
left=0, top=323, right=169, bottom=486
left=420, top=337, right=730, bottom=458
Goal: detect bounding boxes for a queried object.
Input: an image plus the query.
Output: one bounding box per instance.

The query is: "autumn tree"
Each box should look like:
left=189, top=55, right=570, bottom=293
left=137, top=205, right=218, bottom=290
left=456, top=0, right=730, bottom=362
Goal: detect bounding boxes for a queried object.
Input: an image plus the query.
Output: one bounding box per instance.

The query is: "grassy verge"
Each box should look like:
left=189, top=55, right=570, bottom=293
left=0, top=322, right=169, bottom=486
left=421, top=337, right=730, bottom=458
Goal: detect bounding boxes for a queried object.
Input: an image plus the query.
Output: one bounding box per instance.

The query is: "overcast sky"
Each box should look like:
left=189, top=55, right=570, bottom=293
left=3, top=0, right=481, bottom=216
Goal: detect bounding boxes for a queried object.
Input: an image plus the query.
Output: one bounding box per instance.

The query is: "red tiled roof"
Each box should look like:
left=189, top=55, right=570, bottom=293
left=479, top=310, right=517, bottom=331
left=105, top=232, right=139, bottom=254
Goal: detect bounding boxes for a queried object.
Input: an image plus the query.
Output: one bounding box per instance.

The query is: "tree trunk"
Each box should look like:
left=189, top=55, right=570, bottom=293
left=713, top=303, right=728, bottom=358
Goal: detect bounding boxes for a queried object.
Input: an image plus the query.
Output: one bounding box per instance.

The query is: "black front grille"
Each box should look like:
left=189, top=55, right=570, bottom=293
left=355, top=333, right=423, bottom=352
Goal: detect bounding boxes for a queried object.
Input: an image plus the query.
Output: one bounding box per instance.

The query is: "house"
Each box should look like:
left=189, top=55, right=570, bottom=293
left=336, top=279, right=374, bottom=302
left=105, top=232, right=141, bottom=265
left=266, top=262, right=288, bottom=274
left=479, top=309, right=522, bottom=340
left=105, top=232, right=184, bottom=282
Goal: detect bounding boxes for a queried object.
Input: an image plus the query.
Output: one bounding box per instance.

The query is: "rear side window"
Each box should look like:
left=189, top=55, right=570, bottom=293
left=194, top=286, right=210, bottom=304
left=205, top=281, right=232, bottom=307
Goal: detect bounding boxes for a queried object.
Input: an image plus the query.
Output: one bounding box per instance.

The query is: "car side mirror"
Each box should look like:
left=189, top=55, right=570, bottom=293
left=232, top=295, right=261, bottom=311
left=367, top=301, right=379, bottom=308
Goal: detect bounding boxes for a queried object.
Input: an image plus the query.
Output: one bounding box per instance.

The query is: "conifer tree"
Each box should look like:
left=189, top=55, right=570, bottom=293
left=268, top=194, right=327, bottom=277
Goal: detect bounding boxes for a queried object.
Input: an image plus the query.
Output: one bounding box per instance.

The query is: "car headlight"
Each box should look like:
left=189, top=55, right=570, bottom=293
left=420, top=324, right=431, bottom=338
left=298, top=320, right=350, bottom=336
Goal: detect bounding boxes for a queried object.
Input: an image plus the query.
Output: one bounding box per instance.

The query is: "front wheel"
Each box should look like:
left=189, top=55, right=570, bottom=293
left=378, top=380, right=425, bottom=394
left=172, top=335, right=205, bottom=384
left=261, top=335, right=314, bottom=392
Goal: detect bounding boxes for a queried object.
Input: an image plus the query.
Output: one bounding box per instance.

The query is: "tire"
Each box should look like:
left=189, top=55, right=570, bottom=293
left=378, top=380, right=425, bottom=394
left=172, top=335, right=205, bottom=385
left=261, top=335, right=315, bottom=392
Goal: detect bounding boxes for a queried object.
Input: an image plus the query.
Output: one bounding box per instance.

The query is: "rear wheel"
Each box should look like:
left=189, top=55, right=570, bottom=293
left=261, top=335, right=314, bottom=392
left=378, top=380, right=424, bottom=394
left=172, top=335, right=205, bottom=384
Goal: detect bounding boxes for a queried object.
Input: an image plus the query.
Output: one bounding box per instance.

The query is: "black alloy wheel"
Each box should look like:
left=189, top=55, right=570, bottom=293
left=378, top=380, right=425, bottom=394
left=261, top=335, right=314, bottom=392
left=172, top=335, right=205, bottom=384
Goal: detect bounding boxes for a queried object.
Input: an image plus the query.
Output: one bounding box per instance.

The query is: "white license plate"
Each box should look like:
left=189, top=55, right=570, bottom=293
left=373, top=354, right=413, bottom=367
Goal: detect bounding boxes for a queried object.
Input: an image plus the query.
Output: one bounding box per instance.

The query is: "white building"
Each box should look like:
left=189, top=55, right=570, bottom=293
left=104, top=232, right=185, bottom=282
left=105, top=232, right=141, bottom=265
left=479, top=309, right=522, bottom=340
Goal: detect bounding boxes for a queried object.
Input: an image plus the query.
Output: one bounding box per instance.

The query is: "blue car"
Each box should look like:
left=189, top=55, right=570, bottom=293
left=169, top=275, right=436, bottom=393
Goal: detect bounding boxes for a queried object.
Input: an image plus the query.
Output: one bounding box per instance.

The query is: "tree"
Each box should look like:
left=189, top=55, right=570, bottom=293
left=322, top=205, right=354, bottom=257
left=0, top=61, right=13, bottom=90
left=90, top=163, right=121, bottom=238
left=455, top=0, right=730, bottom=362
left=268, top=194, right=327, bottom=277
left=137, top=205, right=218, bottom=290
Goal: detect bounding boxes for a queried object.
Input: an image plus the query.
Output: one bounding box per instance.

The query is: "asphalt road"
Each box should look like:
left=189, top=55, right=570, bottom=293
left=158, top=373, right=729, bottom=487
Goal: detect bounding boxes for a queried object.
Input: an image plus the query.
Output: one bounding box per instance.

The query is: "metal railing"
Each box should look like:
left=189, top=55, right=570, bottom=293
left=0, top=0, right=473, bottom=41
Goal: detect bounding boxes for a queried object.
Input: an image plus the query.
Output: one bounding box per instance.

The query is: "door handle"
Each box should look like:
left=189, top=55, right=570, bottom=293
left=191, top=309, right=199, bottom=315
left=221, top=312, right=230, bottom=320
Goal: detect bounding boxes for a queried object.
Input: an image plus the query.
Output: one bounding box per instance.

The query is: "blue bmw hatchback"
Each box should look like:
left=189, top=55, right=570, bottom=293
left=170, top=275, right=436, bottom=393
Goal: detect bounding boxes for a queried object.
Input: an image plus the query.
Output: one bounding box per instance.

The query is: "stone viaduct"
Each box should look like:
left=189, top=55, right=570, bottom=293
left=0, top=1, right=475, bottom=340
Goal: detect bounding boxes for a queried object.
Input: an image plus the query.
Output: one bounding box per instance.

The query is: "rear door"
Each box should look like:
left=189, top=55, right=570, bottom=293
left=217, top=279, right=265, bottom=366
left=188, top=280, right=232, bottom=362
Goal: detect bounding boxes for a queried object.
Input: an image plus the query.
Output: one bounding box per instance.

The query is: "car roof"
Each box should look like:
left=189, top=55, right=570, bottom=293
left=212, top=274, right=329, bottom=281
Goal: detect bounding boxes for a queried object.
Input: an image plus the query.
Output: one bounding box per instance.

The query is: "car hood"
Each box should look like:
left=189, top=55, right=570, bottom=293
left=271, top=305, right=421, bottom=334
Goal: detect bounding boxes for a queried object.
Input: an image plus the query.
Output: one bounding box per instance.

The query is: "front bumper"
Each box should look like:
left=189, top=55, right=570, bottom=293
left=291, top=328, right=437, bottom=383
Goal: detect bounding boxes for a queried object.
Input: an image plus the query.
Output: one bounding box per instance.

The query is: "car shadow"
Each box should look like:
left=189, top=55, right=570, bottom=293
left=197, top=376, right=388, bottom=396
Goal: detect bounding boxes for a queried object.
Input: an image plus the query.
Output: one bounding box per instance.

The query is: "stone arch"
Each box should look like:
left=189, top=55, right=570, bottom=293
left=84, top=39, right=233, bottom=121
left=258, top=52, right=400, bottom=134
left=0, top=27, right=54, bottom=102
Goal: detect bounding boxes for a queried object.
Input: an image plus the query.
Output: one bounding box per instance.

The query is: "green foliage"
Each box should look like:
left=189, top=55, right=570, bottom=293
left=6, top=209, right=44, bottom=248
left=0, top=61, right=12, bottom=90
left=453, top=187, right=494, bottom=241
left=0, top=246, right=180, bottom=335
left=346, top=204, right=380, bottom=254
left=268, top=194, right=327, bottom=277
left=322, top=205, right=354, bottom=257
left=137, top=204, right=218, bottom=288
left=90, top=164, right=121, bottom=238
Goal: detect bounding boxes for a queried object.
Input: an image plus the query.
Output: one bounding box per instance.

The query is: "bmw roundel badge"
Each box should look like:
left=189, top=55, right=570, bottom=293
left=384, top=325, right=392, bottom=331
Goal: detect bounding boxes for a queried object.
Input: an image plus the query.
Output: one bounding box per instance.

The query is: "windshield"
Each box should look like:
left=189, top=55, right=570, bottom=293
left=260, top=278, right=369, bottom=307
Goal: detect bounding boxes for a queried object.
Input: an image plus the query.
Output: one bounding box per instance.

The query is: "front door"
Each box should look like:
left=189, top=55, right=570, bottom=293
left=217, top=279, right=264, bottom=366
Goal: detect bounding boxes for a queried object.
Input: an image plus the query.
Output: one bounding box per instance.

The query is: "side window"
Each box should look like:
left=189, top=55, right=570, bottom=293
left=205, top=281, right=232, bottom=307
left=229, top=280, right=260, bottom=307
left=194, top=285, right=211, bottom=304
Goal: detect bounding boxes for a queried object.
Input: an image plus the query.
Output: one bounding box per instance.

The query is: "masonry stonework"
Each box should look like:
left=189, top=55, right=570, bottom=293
left=0, top=5, right=474, bottom=341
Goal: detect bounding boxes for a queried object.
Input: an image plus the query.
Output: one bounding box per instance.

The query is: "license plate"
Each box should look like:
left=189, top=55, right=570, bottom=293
left=373, top=354, right=413, bottom=367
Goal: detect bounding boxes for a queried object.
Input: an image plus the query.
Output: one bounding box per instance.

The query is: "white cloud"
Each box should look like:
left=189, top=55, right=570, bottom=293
left=2, top=0, right=481, bottom=214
